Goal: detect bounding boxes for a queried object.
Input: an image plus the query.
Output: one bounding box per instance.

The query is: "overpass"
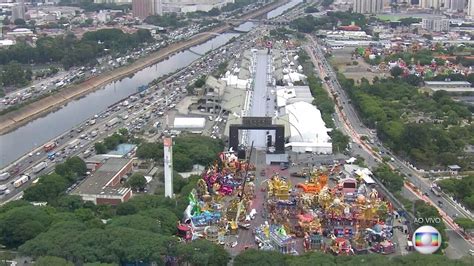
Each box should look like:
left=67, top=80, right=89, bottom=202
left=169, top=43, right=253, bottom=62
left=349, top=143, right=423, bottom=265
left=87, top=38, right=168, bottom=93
left=227, top=18, right=291, bottom=26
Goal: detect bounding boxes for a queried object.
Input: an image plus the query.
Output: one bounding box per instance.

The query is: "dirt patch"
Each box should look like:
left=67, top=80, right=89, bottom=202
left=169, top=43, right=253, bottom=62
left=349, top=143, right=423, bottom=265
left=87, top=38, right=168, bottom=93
left=330, top=48, right=386, bottom=83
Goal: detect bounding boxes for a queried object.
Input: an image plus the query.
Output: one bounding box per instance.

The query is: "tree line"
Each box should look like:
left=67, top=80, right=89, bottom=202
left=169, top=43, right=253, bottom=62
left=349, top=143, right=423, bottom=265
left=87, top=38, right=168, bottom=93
left=22, top=156, right=87, bottom=203
left=233, top=249, right=470, bottom=266
left=136, top=135, right=224, bottom=172
left=338, top=75, right=473, bottom=168
left=290, top=11, right=367, bottom=33
left=438, top=175, right=474, bottom=210
left=0, top=28, right=153, bottom=70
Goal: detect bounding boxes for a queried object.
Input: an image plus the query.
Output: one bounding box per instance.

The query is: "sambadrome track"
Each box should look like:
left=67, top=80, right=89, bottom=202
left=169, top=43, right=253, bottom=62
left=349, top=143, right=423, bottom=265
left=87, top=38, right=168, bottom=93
left=0, top=0, right=289, bottom=135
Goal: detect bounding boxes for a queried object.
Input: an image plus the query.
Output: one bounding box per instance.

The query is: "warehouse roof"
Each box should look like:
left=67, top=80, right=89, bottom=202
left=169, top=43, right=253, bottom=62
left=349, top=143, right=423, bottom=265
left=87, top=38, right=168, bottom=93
left=173, top=117, right=206, bottom=129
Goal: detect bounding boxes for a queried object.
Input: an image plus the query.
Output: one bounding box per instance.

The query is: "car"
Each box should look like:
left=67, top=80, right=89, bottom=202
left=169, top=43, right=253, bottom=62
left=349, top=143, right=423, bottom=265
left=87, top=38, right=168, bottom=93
left=260, top=169, right=265, bottom=176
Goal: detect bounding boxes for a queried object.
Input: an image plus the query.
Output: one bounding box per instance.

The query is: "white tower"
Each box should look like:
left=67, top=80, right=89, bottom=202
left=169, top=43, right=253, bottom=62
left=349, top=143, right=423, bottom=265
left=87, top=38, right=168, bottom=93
left=163, top=137, right=173, bottom=198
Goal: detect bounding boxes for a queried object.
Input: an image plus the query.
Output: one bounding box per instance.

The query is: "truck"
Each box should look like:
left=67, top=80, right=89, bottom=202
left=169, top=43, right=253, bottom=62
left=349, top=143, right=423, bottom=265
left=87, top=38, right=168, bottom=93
left=68, top=139, right=80, bottom=149
left=431, top=186, right=441, bottom=197
left=83, top=149, right=92, bottom=158
left=90, top=130, right=98, bottom=137
left=14, top=175, right=30, bottom=188
left=43, top=141, right=56, bottom=152
left=89, top=119, right=96, bottom=125
left=32, top=162, right=47, bottom=174
left=0, top=172, right=10, bottom=181
left=106, top=117, right=120, bottom=127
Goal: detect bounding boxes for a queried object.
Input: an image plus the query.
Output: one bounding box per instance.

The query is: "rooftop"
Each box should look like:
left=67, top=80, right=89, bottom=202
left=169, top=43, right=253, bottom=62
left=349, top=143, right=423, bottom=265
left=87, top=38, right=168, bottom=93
left=73, top=158, right=131, bottom=196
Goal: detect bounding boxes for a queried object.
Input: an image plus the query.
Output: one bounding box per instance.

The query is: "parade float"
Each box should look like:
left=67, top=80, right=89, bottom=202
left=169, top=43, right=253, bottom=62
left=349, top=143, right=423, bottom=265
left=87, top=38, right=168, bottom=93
left=178, top=147, right=395, bottom=256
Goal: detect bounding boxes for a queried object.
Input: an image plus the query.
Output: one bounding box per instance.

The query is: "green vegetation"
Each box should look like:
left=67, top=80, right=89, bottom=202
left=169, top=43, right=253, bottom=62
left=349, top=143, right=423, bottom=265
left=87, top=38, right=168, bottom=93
left=321, top=0, right=335, bottom=7
left=304, top=6, right=319, bottom=13
left=23, top=157, right=87, bottom=203
left=144, top=13, right=188, bottom=28
left=290, top=11, right=367, bottom=33
left=398, top=17, right=422, bottom=26
left=126, top=173, right=147, bottom=192
left=338, top=74, right=473, bottom=168
left=384, top=49, right=444, bottom=66
left=373, top=164, right=404, bottom=193
left=330, top=130, right=349, bottom=154
left=307, top=75, right=335, bottom=127
left=438, top=175, right=474, bottom=210
left=454, top=217, right=474, bottom=232
left=94, top=130, right=130, bottom=154
left=59, top=0, right=131, bottom=12
left=136, top=135, right=224, bottom=172
left=234, top=249, right=469, bottom=266
left=194, top=75, right=206, bottom=88
left=0, top=61, right=33, bottom=87
left=212, top=61, right=229, bottom=78
left=0, top=29, right=152, bottom=69
left=0, top=170, right=230, bottom=265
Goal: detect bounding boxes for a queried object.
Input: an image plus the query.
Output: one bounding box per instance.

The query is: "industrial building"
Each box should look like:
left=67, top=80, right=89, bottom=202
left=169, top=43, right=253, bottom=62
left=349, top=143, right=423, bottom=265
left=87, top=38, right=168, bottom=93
left=173, top=117, right=207, bottom=133
left=423, top=81, right=473, bottom=94
left=73, top=158, right=133, bottom=205
left=279, top=101, right=332, bottom=154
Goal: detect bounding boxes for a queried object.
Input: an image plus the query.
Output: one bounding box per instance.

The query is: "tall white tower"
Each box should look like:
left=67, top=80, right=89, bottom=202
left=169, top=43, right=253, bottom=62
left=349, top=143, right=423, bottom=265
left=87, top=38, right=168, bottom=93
left=163, top=137, right=174, bottom=198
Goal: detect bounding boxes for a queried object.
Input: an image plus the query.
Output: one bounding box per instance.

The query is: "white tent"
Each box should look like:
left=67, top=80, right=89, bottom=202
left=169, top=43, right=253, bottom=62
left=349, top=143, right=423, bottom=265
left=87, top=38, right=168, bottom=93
left=285, top=102, right=332, bottom=154
left=173, top=117, right=206, bottom=129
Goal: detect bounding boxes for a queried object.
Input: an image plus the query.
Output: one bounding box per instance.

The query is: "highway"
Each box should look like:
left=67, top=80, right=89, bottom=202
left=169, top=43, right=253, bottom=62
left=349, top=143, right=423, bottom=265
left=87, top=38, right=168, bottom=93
left=0, top=26, right=264, bottom=204
left=305, top=35, right=474, bottom=252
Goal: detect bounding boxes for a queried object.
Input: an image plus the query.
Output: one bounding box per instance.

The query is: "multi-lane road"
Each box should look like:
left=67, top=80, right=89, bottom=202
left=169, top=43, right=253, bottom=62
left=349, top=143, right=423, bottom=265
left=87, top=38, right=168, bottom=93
left=305, top=34, right=474, bottom=254
left=0, top=26, right=265, bottom=205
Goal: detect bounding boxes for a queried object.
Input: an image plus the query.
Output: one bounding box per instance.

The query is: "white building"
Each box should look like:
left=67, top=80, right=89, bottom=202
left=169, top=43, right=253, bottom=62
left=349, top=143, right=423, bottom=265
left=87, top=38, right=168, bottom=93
left=353, top=0, right=383, bottom=14
left=422, top=18, right=450, bottom=32
left=282, top=101, right=332, bottom=154
left=162, top=0, right=234, bottom=13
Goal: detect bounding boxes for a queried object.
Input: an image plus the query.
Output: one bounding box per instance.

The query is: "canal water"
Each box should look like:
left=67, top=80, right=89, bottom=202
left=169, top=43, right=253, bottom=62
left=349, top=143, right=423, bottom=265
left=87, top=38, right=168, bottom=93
left=0, top=0, right=302, bottom=168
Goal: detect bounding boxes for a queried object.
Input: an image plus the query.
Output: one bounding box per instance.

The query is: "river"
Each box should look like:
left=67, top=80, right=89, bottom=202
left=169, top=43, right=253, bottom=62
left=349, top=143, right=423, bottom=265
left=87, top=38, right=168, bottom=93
left=0, top=0, right=302, bottom=168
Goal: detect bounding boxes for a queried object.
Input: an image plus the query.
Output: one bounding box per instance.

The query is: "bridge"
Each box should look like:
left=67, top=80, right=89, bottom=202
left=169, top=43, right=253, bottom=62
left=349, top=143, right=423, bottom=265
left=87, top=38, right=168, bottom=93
left=226, top=18, right=291, bottom=26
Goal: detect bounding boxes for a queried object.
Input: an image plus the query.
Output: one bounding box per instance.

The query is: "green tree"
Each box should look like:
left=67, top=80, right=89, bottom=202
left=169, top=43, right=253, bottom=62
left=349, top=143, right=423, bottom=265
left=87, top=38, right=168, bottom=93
left=23, top=173, right=69, bottom=202
left=234, top=249, right=287, bottom=266
left=126, top=173, right=147, bottom=191
left=35, top=256, right=73, bottom=266
left=330, top=130, right=349, bottom=153
left=0, top=205, right=54, bottom=248
left=176, top=239, right=230, bottom=266
left=94, top=142, right=107, bottom=154
left=390, top=66, right=403, bottom=78
left=14, top=18, right=26, bottom=25
left=454, top=217, right=474, bottom=232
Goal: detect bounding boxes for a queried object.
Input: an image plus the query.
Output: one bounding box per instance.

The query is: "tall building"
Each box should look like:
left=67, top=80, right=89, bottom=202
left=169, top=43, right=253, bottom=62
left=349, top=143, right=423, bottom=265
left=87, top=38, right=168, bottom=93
left=422, top=18, right=450, bottom=31
left=353, top=0, right=384, bottom=14
left=468, top=0, right=474, bottom=17
left=447, top=0, right=465, bottom=11
left=11, top=4, right=26, bottom=21
left=132, top=0, right=158, bottom=19
left=419, top=0, right=442, bottom=9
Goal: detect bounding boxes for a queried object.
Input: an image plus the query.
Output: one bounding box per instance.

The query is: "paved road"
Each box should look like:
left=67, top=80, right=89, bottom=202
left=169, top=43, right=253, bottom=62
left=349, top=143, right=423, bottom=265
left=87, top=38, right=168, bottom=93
left=247, top=51, right=273, bottom=148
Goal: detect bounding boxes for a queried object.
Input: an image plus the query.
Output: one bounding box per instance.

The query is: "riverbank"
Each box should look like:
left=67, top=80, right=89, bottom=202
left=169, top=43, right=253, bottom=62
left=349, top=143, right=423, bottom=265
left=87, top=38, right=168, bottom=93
left=0, top=0, right=288, bottom=135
